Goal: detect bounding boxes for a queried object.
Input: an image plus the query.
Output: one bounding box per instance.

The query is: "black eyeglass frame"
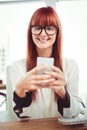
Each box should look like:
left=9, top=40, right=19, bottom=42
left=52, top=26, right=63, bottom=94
left=31, top=25, right=59, bottom=35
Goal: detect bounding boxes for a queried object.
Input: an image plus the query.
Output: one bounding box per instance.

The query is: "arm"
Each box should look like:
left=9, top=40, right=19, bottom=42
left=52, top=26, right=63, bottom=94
left=57, top=90, right=70, bottom=116
left=57, top=59, right=82, bottom=117
left=13, top=91, right=32, bottom=118
left=11, top=59, right=56, bottom=118
left=10, top=59, right=32, bottom=118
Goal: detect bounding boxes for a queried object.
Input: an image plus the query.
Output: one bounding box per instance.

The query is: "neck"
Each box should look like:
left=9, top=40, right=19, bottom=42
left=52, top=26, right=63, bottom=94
left=36, top=48, right=53, bottom=58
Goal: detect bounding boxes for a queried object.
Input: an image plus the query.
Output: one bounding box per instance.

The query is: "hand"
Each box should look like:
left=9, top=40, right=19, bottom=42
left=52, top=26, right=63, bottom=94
left=15, top=65, right=55, bottom=97
left=44, top=66, right=67, bottom=99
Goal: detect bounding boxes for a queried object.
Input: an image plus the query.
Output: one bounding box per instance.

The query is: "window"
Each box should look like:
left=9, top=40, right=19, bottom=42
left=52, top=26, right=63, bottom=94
left=0, top=1, right=46, bottom=83
left=56, top=1, right=87, bottom=94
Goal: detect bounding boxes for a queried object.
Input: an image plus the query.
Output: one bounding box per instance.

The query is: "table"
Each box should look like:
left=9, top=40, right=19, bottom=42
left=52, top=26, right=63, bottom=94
left=0, top=115, right=87, bottom=130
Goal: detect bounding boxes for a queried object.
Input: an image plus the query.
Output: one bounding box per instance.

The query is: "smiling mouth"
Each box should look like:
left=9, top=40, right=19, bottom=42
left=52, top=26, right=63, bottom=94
left=38, top=38, right=49, bottom=43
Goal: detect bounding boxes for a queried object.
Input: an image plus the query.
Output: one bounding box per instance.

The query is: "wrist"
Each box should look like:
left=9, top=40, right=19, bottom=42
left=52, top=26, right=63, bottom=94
left=15, top=84, right=26, bottom=98
left=56, top=87, right=66, bottom=100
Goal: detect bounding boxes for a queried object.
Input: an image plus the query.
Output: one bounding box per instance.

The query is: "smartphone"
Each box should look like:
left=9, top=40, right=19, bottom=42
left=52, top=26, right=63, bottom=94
left=37, top=57, right=54, bottom=75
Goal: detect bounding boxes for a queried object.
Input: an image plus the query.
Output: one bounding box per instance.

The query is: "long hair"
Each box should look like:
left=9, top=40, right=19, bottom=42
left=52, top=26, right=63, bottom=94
left=26, top=6, right=63, bottom=101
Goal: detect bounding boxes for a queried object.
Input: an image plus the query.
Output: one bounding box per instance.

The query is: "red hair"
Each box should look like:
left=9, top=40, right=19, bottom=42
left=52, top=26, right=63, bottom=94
left=26, top=6, right=63, bottom=101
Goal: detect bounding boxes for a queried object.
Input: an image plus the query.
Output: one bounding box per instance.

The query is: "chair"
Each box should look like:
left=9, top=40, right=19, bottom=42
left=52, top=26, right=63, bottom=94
left=0, top=92, right=6, bottom=109
left=6, top=65, right=13, bottom=112
left=0, top=66, right=18, bottom=122
left=0, top=80, right=7, bottom=110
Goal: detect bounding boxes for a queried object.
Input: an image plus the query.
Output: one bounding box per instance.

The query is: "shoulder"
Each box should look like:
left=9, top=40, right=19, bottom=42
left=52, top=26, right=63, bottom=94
left=62, top=58, right=79, bottom=75
left=63, top=58, right=78, bottom=68
left=11, top=58, right=26, bottom=72
left=12, top=58, right=26, bottom=66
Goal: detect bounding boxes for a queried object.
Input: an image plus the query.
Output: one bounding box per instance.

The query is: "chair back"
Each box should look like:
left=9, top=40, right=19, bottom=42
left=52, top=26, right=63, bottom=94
left=0, top=66, right=18, bottom=122
left=6, top=66, right=13, bottom=112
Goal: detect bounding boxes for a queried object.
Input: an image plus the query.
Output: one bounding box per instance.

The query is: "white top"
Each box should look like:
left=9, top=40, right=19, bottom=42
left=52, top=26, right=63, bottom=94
left=10, top=58, right=82, bottom=119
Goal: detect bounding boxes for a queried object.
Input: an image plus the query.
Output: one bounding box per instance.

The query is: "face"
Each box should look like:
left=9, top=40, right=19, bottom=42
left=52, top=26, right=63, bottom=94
left=31, top=26, right=57, bottom=50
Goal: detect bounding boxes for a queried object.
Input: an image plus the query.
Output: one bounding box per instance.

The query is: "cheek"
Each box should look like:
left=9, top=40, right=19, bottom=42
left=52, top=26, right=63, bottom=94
left=32, top=35, right=37, bottom=43
left=31, top=34, right=33, bottom=41
left=51, top=35, right=57, bottom=44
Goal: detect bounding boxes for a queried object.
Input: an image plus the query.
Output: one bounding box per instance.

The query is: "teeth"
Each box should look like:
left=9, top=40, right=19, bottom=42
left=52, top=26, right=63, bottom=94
left=39, top=39, right=48, bottom=42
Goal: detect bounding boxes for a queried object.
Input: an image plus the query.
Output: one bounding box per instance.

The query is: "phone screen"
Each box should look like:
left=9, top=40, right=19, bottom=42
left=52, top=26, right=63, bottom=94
left=37, top=57, right=54, bottom=75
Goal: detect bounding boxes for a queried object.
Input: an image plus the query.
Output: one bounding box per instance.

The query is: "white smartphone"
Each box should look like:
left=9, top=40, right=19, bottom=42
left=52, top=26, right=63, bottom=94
left=37, top=57, right=54, bottom=75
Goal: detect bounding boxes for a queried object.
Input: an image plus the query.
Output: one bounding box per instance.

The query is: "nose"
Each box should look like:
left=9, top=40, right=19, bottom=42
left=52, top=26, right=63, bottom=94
left=40, top=29, right=47, bottom=35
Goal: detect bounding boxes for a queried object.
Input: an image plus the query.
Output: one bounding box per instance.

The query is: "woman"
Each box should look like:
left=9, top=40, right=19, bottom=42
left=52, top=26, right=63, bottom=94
left=11, top=6, right=82, bottom=119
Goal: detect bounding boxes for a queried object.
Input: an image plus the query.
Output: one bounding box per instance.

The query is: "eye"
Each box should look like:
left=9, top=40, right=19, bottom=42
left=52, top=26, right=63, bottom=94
left=34, top=26, right=41, bottom=30
left=46, top=26, right=55, bottom=30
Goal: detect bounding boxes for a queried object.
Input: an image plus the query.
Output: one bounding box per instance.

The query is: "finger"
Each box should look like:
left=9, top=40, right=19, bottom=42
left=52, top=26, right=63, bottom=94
left=29, top=74, right=53, bottom=81
left=28, top=84, right=41, bottom=91
left=49, top=80, right=66, bottom=87
left=45, top=71, right=65, bottom=80
left=29, top=78, right=55, bottom=85
left=29, top=66, right=49, bottom=75
left=51, top=66, right=63, bottom=74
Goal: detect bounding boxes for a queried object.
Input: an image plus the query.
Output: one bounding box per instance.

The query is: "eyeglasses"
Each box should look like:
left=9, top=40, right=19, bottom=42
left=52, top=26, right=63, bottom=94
left=31, top=25, right=58, bottom=35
